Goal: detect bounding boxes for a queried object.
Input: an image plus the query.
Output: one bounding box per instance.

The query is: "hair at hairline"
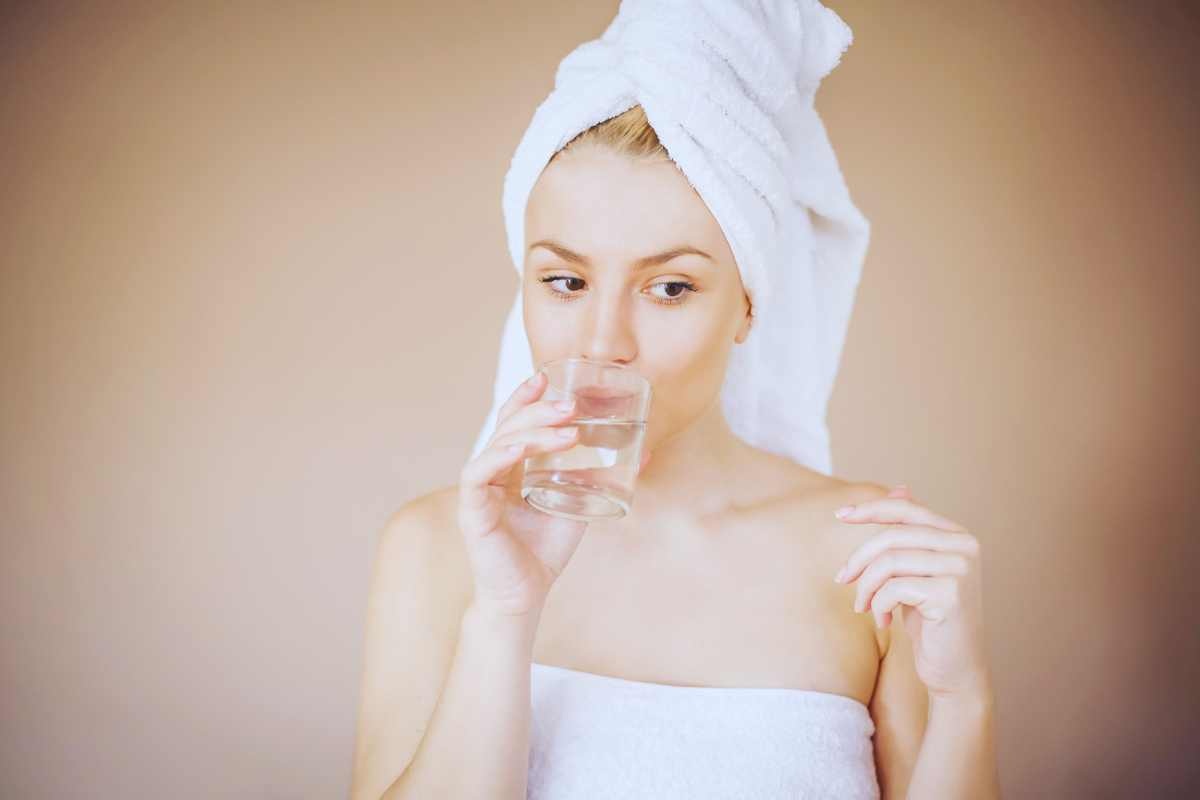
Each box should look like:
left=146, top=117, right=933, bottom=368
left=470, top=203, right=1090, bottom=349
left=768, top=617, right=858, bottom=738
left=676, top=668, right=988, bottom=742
left=552, top=104, right=669, bottom=163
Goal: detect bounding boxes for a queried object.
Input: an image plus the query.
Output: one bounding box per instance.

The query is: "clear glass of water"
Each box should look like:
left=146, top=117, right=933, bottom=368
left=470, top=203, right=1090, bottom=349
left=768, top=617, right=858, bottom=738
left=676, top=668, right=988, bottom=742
left=521, top=357, right=652, bottom=522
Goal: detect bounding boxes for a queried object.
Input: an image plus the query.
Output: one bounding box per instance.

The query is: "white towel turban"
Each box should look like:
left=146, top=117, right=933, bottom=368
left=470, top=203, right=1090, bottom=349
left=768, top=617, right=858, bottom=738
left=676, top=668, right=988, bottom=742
left=469, top=0, right=870, bottom=476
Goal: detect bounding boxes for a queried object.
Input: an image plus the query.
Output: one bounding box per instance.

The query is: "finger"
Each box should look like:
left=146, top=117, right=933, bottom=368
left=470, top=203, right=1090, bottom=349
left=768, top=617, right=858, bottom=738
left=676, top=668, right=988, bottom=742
left=851, top=548, right=970, bottom=614
left=458, top=441, right=530, bottom=537
left=887, top=484, right=915, bottom=501
left=835, top=497, right=965, bottom=532
left=870, top=576, right=957, bottom=626
left=494, top=371, right=548, bottom=430
left=458, top=427, right=580, bottom=534
left=879, top=607, right=895, bottom=629
left=837, top=526, right=979, bottom=583
left=491, top=395, right=577, bottom=442
left=489, top=424, right=580, bottom=459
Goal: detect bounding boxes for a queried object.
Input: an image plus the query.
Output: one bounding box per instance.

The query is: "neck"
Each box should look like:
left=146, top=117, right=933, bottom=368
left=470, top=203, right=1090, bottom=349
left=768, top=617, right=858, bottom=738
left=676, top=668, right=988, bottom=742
left=624, top=395, right=749, bottom=521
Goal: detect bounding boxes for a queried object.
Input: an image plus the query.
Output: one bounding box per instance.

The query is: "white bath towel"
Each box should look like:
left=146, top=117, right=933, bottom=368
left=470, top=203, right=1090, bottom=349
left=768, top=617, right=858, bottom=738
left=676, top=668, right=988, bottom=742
left=528, top=662, right=880, bottom=799
left=471, top=0, right=870, bottom=476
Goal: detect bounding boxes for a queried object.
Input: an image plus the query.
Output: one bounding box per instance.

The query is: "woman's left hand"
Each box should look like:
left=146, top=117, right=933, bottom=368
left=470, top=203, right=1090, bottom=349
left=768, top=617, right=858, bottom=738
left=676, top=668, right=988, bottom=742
left=833, top=485, right=992, bottom=700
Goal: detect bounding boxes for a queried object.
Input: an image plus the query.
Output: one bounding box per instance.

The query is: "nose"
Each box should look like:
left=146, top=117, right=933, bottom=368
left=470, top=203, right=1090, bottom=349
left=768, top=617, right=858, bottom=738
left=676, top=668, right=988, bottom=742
left=576, top=288, right=637, bottom=365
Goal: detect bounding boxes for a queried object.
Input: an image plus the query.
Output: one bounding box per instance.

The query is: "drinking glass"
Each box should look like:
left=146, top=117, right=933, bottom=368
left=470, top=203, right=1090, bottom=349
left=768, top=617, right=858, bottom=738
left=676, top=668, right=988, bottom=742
left=520, top=357, right=652, bottom=521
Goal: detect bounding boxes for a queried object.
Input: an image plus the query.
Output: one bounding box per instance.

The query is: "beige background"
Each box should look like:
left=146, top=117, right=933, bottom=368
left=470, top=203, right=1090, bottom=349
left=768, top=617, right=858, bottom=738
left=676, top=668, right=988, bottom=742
left=2, top=2, right=1197, bottom=797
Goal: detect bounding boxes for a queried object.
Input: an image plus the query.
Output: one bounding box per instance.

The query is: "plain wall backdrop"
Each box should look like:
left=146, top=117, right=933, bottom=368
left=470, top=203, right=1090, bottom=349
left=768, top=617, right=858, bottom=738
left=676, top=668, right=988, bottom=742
left=2, top=2, right=1197, bottom=797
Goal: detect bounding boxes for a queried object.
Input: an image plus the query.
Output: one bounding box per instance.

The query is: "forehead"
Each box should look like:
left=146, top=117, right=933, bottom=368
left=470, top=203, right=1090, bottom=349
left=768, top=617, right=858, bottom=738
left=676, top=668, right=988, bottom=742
left=525, top=147, right=733, bottom=264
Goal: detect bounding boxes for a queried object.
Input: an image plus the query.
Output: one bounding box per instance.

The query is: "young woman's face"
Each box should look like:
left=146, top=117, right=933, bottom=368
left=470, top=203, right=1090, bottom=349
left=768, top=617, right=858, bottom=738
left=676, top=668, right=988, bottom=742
left=522, top=145, right=752, bottom=447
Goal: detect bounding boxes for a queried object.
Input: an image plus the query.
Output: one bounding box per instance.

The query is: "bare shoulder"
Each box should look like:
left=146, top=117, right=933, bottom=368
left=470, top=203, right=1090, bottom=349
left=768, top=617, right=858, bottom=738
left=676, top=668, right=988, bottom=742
left=383, top=482, right=458, bottom=532
left=377, top=483, right=471, bottom=608
left=741, top=458, right=894, bottom=573
left=734, top=462, right=896, bottom=666
left=368, top=483, right=477, bottom=668
left=781, top=474, right=893, bottom=555
left=351, top=484, right=470, bottom=799
left=792, top=476, right=895, bottom=654
left=368, top=482, right=472, bottom=643
left=740, top=449, right=889, bottom=525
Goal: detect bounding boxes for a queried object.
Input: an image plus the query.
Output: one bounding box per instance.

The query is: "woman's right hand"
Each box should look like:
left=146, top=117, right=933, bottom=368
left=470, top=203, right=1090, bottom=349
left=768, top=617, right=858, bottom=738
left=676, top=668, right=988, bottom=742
left=457, top=369, right=587, bottom=620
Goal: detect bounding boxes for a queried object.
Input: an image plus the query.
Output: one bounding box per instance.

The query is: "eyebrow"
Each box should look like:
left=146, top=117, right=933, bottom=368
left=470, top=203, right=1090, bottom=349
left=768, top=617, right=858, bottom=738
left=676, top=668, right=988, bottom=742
left=527, top=239, right=714, bottom=270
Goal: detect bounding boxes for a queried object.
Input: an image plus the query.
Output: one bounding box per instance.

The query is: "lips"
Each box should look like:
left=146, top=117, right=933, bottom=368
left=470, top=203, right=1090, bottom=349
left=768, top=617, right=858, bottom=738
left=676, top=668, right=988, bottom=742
left=574, top=388, right=635, bottom=416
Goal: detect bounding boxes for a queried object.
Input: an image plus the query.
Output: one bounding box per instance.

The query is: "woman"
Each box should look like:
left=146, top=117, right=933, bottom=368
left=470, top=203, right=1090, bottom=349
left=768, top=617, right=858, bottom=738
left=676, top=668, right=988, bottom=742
left=352, top=4, right=998, bottom=799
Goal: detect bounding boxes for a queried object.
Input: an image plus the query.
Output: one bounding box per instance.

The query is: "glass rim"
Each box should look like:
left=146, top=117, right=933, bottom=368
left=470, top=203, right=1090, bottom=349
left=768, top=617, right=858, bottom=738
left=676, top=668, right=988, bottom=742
left=535, top=356, right=652, bottom=400
left=537, top=356, right=635, bottom=371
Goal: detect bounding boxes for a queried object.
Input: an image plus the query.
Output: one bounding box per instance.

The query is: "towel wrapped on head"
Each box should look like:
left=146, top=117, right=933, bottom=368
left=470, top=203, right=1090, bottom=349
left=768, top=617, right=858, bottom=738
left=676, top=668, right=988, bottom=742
left=472, top=0, right=870, bottom=476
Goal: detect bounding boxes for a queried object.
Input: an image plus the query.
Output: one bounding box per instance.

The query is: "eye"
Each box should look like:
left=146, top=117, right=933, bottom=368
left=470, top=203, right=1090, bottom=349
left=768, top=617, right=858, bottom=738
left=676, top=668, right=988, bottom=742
left=537, top=275, right=698, bottom=306
left=539, top=275, right=585, bottom=300
left=647, top=280, right=698, bottom=305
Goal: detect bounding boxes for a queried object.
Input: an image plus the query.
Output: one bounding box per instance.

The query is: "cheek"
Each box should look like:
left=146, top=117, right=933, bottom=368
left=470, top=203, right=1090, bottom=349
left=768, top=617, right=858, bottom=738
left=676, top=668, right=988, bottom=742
left=648, top=319, right=720, bottom=359
left=637, top=303, right=729, bottom=364
left=522, top=285, right=567, bottom=359
left=638, top=308, right=736, bottom=421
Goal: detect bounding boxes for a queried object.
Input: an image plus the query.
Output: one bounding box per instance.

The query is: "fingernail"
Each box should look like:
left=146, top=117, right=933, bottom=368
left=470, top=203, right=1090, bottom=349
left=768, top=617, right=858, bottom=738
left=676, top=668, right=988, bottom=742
left=834, top=505, right=854, bottom=519
left=555, top=426, right=578, bottom=439
left=554, top=399, right=575, bottom=413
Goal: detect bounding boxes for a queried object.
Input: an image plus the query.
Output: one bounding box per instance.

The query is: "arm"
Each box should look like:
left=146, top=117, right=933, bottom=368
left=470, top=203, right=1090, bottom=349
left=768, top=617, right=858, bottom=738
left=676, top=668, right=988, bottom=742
left=907, top=688, right=999, bottom=799
left=871, top=616, right=1000, bottom=799
left=837, top=483, right=1001, bottom=799
left=386, top=604, right=540, bottom=800
left=349, top=499, right=540, bottom=800
left=869, top=618, right=925, bottom=798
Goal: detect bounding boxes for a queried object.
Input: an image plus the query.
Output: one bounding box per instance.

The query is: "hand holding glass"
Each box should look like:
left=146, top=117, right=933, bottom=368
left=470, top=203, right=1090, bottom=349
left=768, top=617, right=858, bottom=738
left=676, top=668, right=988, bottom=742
left=521, top=357, right=652, bottom=522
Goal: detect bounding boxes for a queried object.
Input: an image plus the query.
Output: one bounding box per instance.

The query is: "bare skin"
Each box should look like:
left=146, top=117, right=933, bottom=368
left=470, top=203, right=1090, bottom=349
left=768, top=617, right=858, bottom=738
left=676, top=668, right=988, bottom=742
left=490, top=143, right=902, bottom=704
left=418, top=460, right=891, bottom=706
left=356, top=468, right=927, bottom=799
left=351, top=143, right=938, bottom=799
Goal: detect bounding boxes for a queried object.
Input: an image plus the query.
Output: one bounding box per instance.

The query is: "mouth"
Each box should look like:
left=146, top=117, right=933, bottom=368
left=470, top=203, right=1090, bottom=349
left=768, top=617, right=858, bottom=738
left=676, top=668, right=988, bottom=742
left=574, top=387, right=636, bottom=416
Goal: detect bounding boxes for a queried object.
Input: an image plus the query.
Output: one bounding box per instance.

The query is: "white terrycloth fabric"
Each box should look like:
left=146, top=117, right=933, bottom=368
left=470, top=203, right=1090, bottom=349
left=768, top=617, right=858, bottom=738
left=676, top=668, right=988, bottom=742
left=528, top=662, right=879, bottom=799
left=470, top=0, right=870, bottom=476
